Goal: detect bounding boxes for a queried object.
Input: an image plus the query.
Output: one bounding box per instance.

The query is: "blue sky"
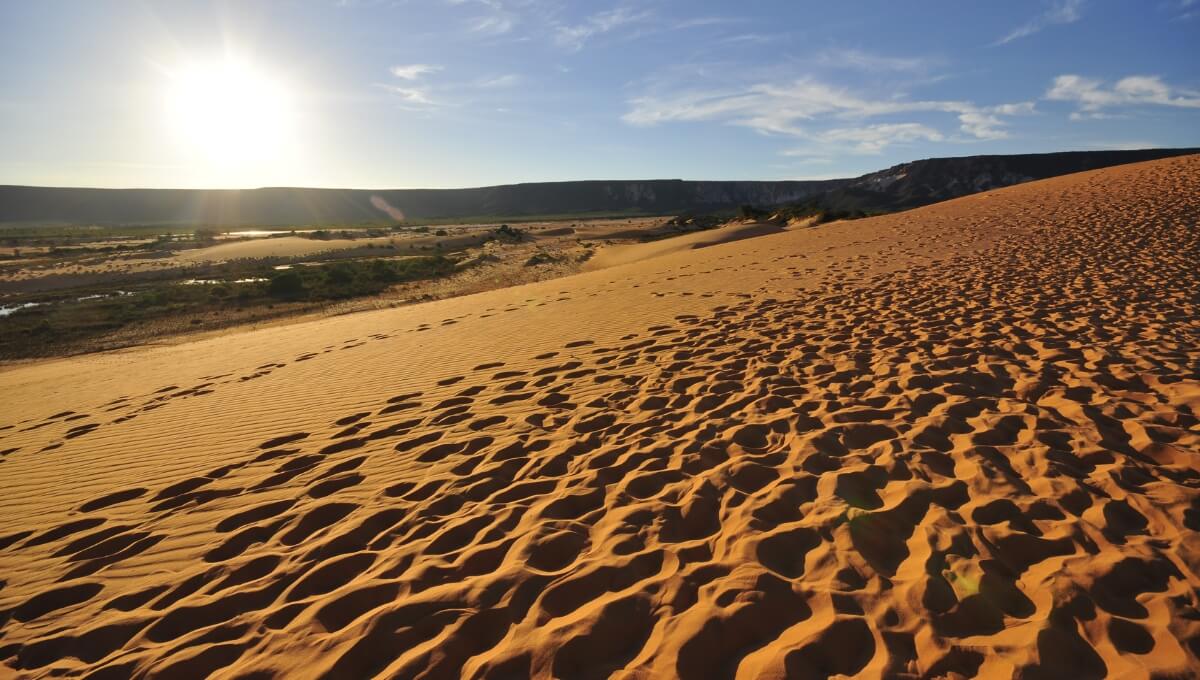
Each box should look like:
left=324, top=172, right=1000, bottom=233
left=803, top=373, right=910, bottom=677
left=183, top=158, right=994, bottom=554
left=1, top=0, right=1197, bottom=188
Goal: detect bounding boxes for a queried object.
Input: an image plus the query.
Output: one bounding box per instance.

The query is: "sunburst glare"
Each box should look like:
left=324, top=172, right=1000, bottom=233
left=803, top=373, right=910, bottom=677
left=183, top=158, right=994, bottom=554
left=164, top=57, right=295, bottom=168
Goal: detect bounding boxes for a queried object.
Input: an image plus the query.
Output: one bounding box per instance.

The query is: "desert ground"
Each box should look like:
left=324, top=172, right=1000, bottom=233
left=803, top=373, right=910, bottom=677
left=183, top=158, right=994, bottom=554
left=0, top=156, right=1198, bottom=678
left=0, top=217, right=662, bottom=293
left=0, top=217, right=669, bottom=359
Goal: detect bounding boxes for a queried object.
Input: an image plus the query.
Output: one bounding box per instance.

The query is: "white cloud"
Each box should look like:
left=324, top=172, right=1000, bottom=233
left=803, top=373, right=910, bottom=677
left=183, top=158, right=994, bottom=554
left=819, top=123, right=944, bottom=154
left=554, top=7, right=651, bottom=51
left=672, top=16, right=740, bottom=30
left=390, top=64, right=441, bottom=80
left=1068, top=111, right=1120, bottom=121
left=956, top=111, right=1007, bottom=140
left=476, top=73, right=521, bottom=88
left=379, top=84, right=436, bottom=107
left=995, top=0, right=1084, bottom=45
left=716, top=33, right=779, bottom=45
left=623, top=77, right=1032, bottom=150
left=954, top=102, right=1036, bottom=139
left=379, top=62, right=525, bottom=110
left=442, top=0, right=516, bottom=34
left=1046, top=74, right=1200, bottom=114
left=383, top=64, right=442, bottom=108
left=816, top=49, right=930, bottom=73
left=991, top=102, right=1037, bottom=115
left=1172, top=0, right=1198, bottom=21
left=469, top=13, right=516, bottom=34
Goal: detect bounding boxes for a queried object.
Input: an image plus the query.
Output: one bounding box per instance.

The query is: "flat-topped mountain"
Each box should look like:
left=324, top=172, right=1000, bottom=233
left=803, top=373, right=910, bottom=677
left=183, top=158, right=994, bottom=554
left=810, top=147, right=1200, bottom=214
left=0, top=179, right=844, bottom=227
left=0, top=148, right=1195, bottom=226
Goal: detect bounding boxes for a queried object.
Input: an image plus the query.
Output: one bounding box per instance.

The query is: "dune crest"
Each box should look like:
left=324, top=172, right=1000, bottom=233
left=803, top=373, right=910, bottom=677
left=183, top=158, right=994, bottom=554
left=1, top=156, right=1198, bottom=678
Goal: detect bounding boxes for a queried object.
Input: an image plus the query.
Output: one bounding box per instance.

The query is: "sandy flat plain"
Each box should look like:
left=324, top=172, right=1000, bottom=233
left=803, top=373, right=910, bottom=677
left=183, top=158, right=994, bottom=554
left=0, top=156, right=1198, bottom=678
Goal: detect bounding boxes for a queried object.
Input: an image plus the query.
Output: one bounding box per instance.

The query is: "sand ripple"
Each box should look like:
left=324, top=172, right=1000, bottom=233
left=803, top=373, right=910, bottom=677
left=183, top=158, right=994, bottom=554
left=1, top=156, right=1198, bottom=678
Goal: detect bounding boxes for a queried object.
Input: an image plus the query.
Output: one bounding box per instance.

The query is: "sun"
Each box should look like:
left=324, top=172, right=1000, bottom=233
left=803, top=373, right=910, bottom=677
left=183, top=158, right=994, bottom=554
left=164, top=58, right=294, bottom=166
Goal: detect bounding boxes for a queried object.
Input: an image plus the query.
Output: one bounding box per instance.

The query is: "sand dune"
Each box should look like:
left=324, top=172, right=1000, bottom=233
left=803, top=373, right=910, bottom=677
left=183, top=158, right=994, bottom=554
left=582, top=220, right=789, bottom=271
left=175, top=236, right=377, bottom=263
left=1, top=156, right=1198, bottom=678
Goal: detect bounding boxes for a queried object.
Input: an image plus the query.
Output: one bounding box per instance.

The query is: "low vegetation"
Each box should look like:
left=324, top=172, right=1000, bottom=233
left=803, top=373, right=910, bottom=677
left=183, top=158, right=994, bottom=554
left=264, top=256, right=456, bottom=300
left=0, top=215, right=675, bottom=359
left=300, top=228, right=393, bottom=241
left=524, top=251, right=560, bottom=267
left=770, top=200, right=873, bottom=224
left=0, top=256, right=457, bottom=358
left=636, top=214, right=724, bottom=242
left=491, top=224, right=527, bottom=242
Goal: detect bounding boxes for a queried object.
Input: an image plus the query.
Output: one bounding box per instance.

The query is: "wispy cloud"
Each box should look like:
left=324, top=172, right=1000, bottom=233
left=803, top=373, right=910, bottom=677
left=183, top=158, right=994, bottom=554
left=446, top=0, right=517, bottom=35
left=1046, top=74, right=1200, bottom=115
left=390, top=64, right=441, bottom=80
left=671, top=16, right=740, bottom=30
left=1171, top=0, right=1199, bottom=21
left=1069, top=111, right=1121, bottom=121
left=818, top=123, right=945, bottom=154
left=816, top=49, right=931, bottom=74
left=379, top=62, right=527, bottom=110
left=553, top=7, right=651, bottom=51
left=381, top=63, right=443, bottom=108
left=476, top=73, right=521, bottom=88
left=623, top=77, right=1034, bottom=152
left=994, top=0, right=1084, bottom=45
left=715, top=33, right=780, bottom=45
left=468, top=13, right=516, bottom=35
left=380, top=84, right=437, bottom=107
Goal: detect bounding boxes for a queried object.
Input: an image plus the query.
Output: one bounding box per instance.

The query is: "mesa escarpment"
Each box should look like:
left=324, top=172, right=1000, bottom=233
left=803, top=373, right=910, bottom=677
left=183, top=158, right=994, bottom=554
left=0, top=179, right=845, bottom=227
left=797, top=147, right=1200, bottom=215
left=2, top=147, right=1195, bottom=226
left=0, top=155, right=1197, bottom=678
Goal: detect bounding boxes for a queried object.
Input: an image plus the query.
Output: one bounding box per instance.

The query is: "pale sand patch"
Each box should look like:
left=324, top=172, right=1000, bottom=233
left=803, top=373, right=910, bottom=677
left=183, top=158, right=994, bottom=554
left=582, top=220, right=786, bottom=271
left=174, top=236, right=376, bottom=262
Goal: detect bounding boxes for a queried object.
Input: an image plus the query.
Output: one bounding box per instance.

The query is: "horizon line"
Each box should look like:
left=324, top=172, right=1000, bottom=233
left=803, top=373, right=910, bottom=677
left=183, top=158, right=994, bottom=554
left=2, top=145, right=1194, bottom=193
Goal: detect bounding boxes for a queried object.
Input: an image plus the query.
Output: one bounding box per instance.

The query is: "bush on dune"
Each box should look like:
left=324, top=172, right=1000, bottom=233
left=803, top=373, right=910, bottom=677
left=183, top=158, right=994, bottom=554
left=737, top=204, right=769, bottom=220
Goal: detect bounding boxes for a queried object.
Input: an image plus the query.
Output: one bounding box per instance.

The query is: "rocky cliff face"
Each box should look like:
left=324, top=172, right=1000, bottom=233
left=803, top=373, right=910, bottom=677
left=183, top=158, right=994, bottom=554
left=687, top=181, right=835, bottom=207
left=820, top=148, right=1199, bottom=214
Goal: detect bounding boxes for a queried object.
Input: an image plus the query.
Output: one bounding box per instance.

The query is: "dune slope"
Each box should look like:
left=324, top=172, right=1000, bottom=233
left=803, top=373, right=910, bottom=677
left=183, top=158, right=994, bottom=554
left=1, top=156, right=1198, bottom=678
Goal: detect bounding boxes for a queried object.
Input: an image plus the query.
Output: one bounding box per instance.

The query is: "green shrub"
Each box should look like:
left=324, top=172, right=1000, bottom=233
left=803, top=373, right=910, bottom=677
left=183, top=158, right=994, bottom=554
left=325, top=263, right=356, bottom=286
left=737, top=204, right=768, bottom=219
left=370, top=259, right=398, bottom=282
left=268, top=271, right=307, bottom=299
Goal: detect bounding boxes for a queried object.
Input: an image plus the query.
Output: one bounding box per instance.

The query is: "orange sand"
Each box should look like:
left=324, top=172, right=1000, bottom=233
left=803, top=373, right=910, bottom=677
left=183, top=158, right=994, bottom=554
left=1, top=156, right=1198, bottom=678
